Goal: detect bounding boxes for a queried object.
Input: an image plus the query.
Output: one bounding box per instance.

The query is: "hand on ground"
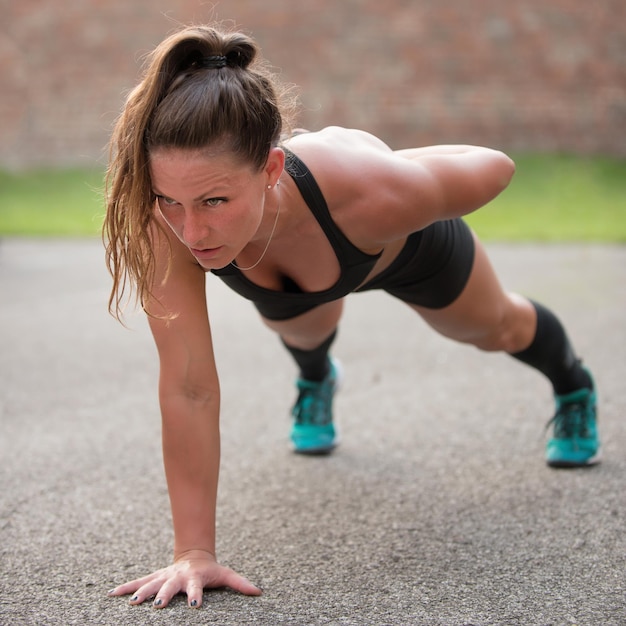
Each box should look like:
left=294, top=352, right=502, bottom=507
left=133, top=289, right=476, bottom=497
left=107, top=550, right=261, bottom=608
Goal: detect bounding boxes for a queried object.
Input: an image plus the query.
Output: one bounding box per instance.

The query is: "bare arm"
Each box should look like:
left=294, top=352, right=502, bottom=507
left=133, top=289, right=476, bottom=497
left=151, top=252, right=220, bottom=563
left=108, top=217, right=260, bottom=608
left=363, top=144, right=516, bottom=243
left=402, top=144, right=515, bottom=217
left=292, top=128, right=515, bottom=246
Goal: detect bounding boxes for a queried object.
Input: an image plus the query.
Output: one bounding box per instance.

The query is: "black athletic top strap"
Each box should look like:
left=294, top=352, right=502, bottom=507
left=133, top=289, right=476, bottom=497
left=283, top=149, right=377, bottom=267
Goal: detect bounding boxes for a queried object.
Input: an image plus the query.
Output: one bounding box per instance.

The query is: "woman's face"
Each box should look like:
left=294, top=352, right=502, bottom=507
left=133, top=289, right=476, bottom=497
left=149, top=147, right=279, bottom=269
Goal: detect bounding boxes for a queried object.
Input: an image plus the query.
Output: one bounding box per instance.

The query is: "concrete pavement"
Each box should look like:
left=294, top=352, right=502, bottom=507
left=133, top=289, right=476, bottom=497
left=1, top=238, right=624, bottom=625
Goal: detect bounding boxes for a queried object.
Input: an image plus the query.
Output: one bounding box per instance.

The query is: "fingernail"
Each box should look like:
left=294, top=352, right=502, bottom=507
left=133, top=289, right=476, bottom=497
left=153, top=598, right=163, bottom=607
left=107, top=589, right=116, bottom=596
left=190, top=599, right=198, bottom=607
left=130, top=595, right=138, bottom=602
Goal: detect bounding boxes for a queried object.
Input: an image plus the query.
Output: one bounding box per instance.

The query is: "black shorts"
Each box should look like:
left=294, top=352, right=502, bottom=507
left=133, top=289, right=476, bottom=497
left=356, top=218, right=475, bottom=309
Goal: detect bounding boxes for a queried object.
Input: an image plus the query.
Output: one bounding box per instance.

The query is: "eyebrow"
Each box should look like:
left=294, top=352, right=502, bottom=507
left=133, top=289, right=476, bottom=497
left=152, top=189, right=224, bottom=203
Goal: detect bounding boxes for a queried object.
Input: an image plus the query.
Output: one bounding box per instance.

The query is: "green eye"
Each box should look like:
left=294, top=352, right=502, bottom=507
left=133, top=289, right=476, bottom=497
left=156, top=195, right=178, bottom=206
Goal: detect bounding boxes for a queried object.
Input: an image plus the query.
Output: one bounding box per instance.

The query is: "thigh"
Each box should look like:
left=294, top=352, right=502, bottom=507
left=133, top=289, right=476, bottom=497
left=260, top=298, right=345, bottom=350
left=411, top=232, right=536, bottom=352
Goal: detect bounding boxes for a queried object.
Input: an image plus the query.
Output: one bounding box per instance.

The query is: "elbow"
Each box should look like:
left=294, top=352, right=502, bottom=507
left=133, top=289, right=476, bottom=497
left=159, top=375, right=220, bottom=411
left=495, top=150, right=516, bottom=191
left=467, top=150, right=516, bottom=215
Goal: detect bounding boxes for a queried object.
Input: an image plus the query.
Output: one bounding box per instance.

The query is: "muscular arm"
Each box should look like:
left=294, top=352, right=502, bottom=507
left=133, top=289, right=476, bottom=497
left=109, top=217, right=260, bottom=608
left=368, top=143, right=515, bottom=242
left=291, top=128, right=515, bottom=246
left=147, top=238, right=219, bottom=560
left=395, top=144, right=516, bottom=215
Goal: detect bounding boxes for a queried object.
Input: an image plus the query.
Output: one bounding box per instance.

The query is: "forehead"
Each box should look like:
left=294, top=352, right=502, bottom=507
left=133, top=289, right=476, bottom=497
left=149, top=147, right=256, bottom=191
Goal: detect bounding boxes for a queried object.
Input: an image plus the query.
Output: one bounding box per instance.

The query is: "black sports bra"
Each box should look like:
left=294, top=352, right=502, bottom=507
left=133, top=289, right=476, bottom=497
left=211, top=149, right=382, bottom=321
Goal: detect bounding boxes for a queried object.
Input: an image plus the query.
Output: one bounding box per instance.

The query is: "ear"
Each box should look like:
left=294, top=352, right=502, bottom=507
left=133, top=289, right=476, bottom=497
left=263, top=147, right=286, bottom=187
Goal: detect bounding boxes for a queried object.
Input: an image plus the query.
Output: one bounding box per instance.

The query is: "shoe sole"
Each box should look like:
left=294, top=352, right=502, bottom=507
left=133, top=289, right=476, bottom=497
left=547, top=448, right=602, bottom=468
left=292, top=442, right=338, bottom=455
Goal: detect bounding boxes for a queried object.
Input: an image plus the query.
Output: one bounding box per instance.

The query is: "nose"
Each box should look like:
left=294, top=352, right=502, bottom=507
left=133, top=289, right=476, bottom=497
left=181, top=209, right=209, bottom=248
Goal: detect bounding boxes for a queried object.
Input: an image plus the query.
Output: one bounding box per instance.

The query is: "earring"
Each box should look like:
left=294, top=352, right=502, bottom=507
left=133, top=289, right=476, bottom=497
left=267, top=185, right=272, bottom=189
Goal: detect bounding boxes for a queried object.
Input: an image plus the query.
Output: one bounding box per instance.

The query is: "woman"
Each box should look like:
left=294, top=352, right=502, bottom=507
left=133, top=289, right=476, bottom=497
left=104, top=24, right=599, bottom=609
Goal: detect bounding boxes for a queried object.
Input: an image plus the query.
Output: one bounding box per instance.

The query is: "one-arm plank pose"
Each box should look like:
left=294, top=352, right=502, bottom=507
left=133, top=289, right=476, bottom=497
left=104, top=25, right=599, bottom=609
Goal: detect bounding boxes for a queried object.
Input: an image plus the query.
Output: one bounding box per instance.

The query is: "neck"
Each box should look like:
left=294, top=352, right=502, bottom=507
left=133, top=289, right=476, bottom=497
left=231, top=184, right=282, bottom=272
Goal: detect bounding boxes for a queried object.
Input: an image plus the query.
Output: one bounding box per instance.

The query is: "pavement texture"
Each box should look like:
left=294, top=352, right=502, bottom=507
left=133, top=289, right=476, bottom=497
left=0, top=238, right=625, bottom=626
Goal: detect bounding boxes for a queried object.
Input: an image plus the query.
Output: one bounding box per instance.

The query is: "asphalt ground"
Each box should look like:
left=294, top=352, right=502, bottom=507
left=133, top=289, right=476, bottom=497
left=1, top=238, right=624, bottom=626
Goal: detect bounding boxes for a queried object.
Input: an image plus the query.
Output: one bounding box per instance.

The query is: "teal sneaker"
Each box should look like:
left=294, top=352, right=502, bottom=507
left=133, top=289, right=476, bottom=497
left=546, top=374, right=600, bottom=468
left=290, top=357, right=342, bottom=454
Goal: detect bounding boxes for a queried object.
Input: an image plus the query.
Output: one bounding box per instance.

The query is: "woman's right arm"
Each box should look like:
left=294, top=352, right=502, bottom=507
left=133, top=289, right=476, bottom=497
left=107, top=218, right=261, bottom=609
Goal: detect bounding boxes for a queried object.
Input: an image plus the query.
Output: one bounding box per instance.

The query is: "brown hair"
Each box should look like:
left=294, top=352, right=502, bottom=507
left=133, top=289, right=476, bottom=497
left=104, top=24, right=295, bottom=320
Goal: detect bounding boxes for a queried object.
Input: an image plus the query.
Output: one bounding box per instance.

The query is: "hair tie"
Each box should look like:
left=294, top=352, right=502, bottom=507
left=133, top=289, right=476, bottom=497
left=200, top=55, right=227, bottom=69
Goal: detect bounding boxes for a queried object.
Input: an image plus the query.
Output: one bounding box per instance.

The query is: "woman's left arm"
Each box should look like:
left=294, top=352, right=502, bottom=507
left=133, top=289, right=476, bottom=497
left=291, top=129, right=515, bottom=246
left=394, top=145, right=515, bottom=227
left=346, top=144, right=515, bottom=244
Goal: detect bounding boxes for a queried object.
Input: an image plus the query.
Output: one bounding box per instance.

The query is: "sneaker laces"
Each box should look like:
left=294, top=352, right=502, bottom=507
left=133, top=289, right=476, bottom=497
left=292, top=379, right=333, bottom=426
left=546, top=397, right=594, bottom=439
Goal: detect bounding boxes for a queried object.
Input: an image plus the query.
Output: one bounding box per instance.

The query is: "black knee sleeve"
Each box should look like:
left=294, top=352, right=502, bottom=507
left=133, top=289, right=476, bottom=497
left=281, top=330, right=337, bottom=382
left=510, top=300, right=592, bottom=395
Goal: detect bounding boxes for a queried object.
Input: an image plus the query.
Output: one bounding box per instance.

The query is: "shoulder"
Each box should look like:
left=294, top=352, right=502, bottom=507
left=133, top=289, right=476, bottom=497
left=282, top=126, right=405, bottom=211
left=284, top=126, right=393, bottom=168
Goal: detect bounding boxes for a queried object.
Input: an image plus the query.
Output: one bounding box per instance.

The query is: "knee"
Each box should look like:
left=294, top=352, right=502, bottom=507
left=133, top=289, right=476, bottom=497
left=261, top=300, right=344, bottom=350
left=279, top=327, right=337, bottom=351
left=472, top=295, right=535, bottom=353
left=472, top=324, right=522, bottom=353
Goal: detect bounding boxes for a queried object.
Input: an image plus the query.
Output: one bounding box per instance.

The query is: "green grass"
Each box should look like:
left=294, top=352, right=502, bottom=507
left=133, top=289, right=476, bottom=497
left=0, top=169, right=105, bottom=236
left=465, top=154, right=626, bottom=242
left=0, top=154, right=625, bottom=240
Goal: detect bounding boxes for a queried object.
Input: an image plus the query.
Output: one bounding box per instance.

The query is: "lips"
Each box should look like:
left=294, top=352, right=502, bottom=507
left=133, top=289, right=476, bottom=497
left=190, top=246, right=223, bottom=261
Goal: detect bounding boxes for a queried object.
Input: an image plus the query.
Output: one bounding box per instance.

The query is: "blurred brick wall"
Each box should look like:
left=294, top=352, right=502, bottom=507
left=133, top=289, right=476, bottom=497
left=1, top=0, right=624, bottom=170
